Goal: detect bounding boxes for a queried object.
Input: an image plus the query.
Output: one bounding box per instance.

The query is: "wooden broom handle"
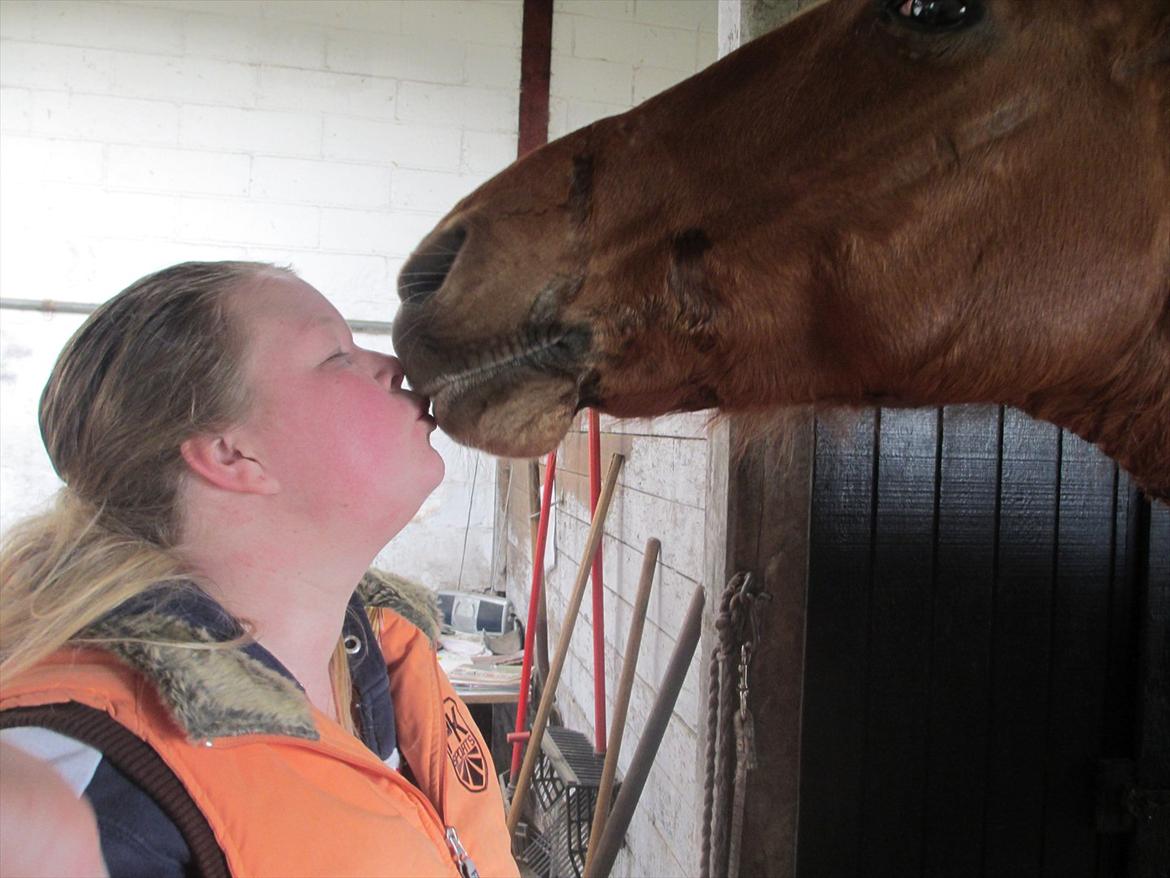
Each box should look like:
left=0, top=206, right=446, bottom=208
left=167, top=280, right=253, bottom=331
left=506, top=452, right=625, bottom=834
left=584, top=537, right=660, bottom=873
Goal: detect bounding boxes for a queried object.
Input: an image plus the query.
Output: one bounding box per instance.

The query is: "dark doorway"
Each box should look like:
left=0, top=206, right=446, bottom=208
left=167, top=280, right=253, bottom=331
left=795, top=405, right=1168, bottom=878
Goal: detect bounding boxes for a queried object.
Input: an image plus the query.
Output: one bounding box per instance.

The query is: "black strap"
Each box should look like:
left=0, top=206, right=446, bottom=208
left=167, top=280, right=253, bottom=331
left=0, top=702, right=230, bottom=878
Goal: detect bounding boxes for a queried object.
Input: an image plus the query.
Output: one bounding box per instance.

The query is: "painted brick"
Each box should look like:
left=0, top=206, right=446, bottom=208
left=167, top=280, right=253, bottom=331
left=109, top=52, right=257, bottom=106
left=390, top=168, right=476, bottom=214
left=551, top=54, right=632, bottom=104
left=551, top=13, right=574, bottom=56
left=634, top=22, right=699, bottom=70
left=543, top=95, right=572, bottom=140
left=319, top=206, right=439, bottom=257
left=554, top=500, right=700, bottom=638
left=29, top=1, right=185, bottom=55
left=182, top=12, right=327, bottom=68
left=121, top=0, right=264, bottom=18
left=563, top=98, right=628, bottom=134
left=179, top=105, right=322, bottom=157
left=0, top=310, right=83, bottom=531
left=556, top=1, right=635, bottom=21
left=177, top=196, right=320, bottom=247
left=33, top=93, right=178, bottom=145
left=560, top=429, right=707, bottom=508
left=633, top=64, right=690, bottom=103
left=251, top=156, right=391, bottom=209
left=0, top=87, right=32, bottom=132
left=106, top=145, right=250, bottom=196
left=596, top=410, right=711, bottom=438
left=324, top=116, right=462, bottom=171
left=0, top=135, right=104, bottom=187
left=257, top=65, right=395, bottom=120
left=85, top=239, right=250, bottom=287
left=241, top=247, right=394, bottom=320
left=634, top=0, right=715, bottom=32
left=399, top=1, right=522, bottom=49
left=461, top=130, right=516, bottom=176
left=698, top=26, right=717, bottom=63
left=463, top=43, right=521, bottom=91
left=0, top=2, right=36, bottom=41
left=396, top=81, right=516, bottom=133
left=0, top=39, right=114, bottom=92
left=570, top=15, right=638, bottom=63
left=11, top=184, right=180, bottom=245
left=99, top=190, right=186, bottom=240
left=255, top=0, right=402, bottom=33
left=325, top=31, right=464, bottom=85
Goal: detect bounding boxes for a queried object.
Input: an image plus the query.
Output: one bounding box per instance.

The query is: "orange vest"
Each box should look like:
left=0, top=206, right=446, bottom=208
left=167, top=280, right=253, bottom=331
left=0, top=609, right=519, bottom=878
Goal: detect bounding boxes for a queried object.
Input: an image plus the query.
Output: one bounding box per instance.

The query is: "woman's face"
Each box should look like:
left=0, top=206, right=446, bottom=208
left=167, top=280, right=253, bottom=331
left=231, top=270, right=444, bottom=540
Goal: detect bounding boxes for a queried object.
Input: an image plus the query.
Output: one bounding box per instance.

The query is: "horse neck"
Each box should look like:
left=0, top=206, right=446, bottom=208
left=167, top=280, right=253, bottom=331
left=1022, top=330, right=1170, bottom=503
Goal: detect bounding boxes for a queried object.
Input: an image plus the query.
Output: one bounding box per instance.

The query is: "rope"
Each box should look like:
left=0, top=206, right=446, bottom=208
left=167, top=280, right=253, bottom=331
left=700, top=572, right=765, bottom=878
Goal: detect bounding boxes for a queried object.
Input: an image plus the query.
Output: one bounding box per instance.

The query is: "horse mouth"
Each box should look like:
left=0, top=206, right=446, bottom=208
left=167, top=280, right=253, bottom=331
left=403, top=324, right=592, bottom=456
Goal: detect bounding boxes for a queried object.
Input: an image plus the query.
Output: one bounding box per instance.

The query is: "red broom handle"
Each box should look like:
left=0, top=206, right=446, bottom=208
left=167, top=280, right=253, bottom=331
left=588, top=409, right=606, bottom=753
left=509, top=450, right=557, bottom=780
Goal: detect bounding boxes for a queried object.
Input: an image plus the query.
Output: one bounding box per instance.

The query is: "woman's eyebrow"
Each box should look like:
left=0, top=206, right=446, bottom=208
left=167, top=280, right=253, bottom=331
left=298, top=314, right=353, bottom=342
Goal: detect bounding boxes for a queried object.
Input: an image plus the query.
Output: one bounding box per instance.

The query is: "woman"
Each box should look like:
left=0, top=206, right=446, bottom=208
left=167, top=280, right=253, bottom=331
left=0, top=262, right=518, bottom=877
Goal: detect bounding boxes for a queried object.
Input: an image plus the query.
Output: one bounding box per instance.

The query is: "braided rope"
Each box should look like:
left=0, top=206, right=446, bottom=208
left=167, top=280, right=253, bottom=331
left=700, top=573, right=751, bottom=878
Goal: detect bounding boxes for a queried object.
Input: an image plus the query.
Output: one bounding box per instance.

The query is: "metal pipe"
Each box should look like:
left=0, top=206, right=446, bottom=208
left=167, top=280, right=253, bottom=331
left=506, top=453, right=625, bottom=833
left=0, top=298, right=394, bottom=335
left=585, top=583, right=706, bottom=878
left=584, top=538, right=660, bottom=872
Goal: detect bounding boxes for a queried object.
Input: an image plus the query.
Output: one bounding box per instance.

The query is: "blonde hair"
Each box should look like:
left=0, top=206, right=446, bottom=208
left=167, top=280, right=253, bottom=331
left=1, top=261, right=356, bottom=733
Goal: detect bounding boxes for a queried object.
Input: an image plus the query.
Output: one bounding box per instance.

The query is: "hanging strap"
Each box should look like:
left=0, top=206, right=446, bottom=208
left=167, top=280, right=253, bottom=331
left=0, top=702, right=230, bottom=878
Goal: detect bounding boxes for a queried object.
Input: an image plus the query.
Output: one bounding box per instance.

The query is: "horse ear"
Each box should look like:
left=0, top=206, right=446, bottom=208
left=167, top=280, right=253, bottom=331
left=180, top=433, right=280, bottom=495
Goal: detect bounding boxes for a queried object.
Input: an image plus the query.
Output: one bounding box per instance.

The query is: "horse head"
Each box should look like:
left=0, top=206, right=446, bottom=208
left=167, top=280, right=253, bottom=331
left=392, top=0, right=1170, bottom=500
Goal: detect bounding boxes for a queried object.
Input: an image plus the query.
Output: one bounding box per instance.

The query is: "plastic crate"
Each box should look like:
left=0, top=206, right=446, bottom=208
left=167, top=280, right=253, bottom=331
left=527, top=726, right=612, bottom=878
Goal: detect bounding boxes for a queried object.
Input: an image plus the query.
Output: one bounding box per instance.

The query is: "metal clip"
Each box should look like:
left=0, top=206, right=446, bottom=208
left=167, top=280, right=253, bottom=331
left=445, top=826, right=481, bottom=878
left=737, top=642, right=752, bottom=718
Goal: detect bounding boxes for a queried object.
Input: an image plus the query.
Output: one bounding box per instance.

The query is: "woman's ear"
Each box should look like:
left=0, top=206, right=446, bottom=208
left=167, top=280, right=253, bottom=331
left=180, top=433, right=280, bottom=495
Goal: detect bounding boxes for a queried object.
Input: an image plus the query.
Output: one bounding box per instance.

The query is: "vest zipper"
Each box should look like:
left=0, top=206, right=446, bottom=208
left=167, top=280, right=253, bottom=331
left=433, top=659, right=483, bottom=878
left=445, top=826, right=481, bottom=878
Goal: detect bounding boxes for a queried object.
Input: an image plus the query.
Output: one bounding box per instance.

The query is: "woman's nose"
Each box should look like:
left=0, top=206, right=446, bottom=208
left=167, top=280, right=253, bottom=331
left=369, top=351, right=404, bottom=391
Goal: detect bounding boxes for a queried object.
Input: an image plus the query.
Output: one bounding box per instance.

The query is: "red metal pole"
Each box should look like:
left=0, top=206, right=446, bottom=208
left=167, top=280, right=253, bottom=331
left=507, top=0, right=555, bottom=786
left=509, top=450, right=557, bottom=780
left=589, top=408, right=607, bottom=753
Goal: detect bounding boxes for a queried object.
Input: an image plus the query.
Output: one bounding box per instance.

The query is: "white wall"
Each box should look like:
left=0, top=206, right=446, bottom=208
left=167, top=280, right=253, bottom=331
left=499, top=3, right=719, bottom=876
left=0, top=0, right=524, bottom=590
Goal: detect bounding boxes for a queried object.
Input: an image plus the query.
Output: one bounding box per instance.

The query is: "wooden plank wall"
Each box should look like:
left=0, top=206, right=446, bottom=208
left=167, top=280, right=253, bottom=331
left=796, top=404, right=1151, bottom=877
left=501, top=410, right=712, bottom=877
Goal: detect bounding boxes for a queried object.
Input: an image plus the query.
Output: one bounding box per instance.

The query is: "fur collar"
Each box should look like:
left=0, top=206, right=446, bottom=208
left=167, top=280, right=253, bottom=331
left=82, top=570, right=440, bottom=743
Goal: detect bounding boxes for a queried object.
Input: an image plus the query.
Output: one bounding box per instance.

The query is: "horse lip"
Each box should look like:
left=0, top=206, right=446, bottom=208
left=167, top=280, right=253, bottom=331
left=417, top=327, right=586, bottom=400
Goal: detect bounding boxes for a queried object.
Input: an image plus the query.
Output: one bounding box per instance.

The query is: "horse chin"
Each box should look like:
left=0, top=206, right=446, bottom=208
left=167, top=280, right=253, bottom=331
left=433, top=371, right=579, bottom=457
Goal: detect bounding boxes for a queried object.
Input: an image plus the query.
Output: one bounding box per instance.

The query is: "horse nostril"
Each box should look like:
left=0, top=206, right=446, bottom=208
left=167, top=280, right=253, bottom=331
left=397, top=225, right=468, bottom=303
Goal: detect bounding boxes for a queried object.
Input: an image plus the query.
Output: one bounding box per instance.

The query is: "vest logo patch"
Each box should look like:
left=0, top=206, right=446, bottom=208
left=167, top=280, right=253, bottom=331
left=443, top=697, right=487, bottom=792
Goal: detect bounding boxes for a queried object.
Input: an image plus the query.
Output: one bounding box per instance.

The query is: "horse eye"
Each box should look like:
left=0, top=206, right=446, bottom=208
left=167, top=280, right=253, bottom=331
left=888, top=0, right=979, bottom=30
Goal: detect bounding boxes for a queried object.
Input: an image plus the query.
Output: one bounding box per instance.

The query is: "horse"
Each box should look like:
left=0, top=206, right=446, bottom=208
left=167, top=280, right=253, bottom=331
left=391, top=0, right=1170, bottom=502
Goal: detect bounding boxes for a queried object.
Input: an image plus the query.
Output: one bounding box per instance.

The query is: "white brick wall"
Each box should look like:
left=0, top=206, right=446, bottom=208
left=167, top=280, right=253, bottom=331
left=0, top=0, right=526, bottom=592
